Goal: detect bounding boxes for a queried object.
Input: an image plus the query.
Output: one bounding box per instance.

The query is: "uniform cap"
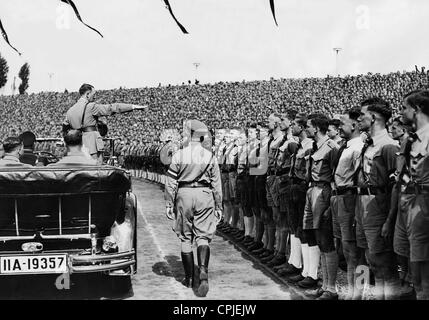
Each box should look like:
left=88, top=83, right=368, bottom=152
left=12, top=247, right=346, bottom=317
left=184, top=119, right=209, bottom=138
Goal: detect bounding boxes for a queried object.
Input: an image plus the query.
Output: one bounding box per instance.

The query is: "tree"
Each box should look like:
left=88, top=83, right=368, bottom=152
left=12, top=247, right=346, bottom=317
left=0, top=53, right=9, bottom=90
left=18, top=62, right=30, bottom=94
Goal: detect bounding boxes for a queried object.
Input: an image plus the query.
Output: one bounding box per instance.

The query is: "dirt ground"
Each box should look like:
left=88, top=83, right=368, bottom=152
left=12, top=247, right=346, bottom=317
left=130, top=179, right=295, bottom=300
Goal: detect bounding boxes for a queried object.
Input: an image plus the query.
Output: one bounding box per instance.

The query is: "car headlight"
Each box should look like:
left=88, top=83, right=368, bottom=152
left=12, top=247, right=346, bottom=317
left=102, top=236, right=118, bottom=253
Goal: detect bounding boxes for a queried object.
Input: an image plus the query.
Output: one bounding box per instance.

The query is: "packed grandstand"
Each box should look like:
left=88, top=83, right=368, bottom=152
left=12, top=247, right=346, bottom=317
left=1, top=69, right=428, bottom=148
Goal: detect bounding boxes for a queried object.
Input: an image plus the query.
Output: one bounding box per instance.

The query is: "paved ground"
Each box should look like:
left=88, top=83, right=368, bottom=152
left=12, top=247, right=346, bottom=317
left=0, top=179, right=296, bottom=300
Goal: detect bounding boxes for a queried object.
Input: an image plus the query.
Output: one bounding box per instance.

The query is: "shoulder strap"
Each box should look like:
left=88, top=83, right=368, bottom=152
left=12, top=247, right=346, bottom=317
left=188, top=153, right=214, bottom=184
left=81, top=102, right=90, bottom=129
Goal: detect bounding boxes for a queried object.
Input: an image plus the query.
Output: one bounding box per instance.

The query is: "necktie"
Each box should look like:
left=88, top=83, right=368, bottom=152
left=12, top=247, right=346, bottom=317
left=332, top=143, right=347, bottom=176
left=307, top=141, right=318, bottom=183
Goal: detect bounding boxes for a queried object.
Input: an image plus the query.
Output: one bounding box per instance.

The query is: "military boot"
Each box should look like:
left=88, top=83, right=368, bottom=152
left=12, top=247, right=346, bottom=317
left=197, top=245, right=210, bottom=297
left=181, top=252, right=194, bottom=288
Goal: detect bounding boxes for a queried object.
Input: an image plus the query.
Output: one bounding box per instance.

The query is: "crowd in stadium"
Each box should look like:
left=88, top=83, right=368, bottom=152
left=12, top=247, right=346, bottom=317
left=1, top=68, right=428, bottom=148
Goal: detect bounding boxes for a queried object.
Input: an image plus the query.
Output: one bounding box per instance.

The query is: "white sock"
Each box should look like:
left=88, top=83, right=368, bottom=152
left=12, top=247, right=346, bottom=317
left=308, top=245, right=321, bottom=280
left=288, top=235, right=303, bottom=269
left=301, top=243, right=310, bottom=277
left=244, top=217, right=250, bottom=236
left=248, top=216, right=254, bottom=238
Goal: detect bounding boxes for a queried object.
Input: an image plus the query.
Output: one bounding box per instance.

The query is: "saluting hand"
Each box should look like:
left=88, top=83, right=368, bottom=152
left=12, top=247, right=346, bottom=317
left=132, top=105, right=148, bottom=110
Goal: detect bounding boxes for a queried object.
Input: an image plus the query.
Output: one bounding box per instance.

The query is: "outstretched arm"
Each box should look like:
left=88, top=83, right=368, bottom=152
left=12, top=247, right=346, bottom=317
left=92, top=103, right=148, bottom=116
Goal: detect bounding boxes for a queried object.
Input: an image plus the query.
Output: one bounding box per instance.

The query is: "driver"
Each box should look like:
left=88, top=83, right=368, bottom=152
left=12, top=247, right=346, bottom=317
left=19, top=131, right=38, bottom=166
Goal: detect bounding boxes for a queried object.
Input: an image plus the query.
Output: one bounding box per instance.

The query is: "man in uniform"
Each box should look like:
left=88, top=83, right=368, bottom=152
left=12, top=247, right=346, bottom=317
left=356, top=97, right=400, bottom=299
left=279, top=113, right=312, bottom=279
left=261, top=114, right=285, bottom=264
left=393, top=90, right=429, bottom=300
left=267, top=112, right=298, bottom=268
left=164, top=120, right=222, bottom=298
left=300, top=114, right=339, bottom=298
left=63, top=83, right=148, bottom=164
left=0, top=137, right=33, bottom=168
left=248, top=124, right=270, bottom=255
left=235, top=128, right=253, bottom=244
left=19, top=131, right=38, bottom=166
left=332, top=107, right=365, bottom=299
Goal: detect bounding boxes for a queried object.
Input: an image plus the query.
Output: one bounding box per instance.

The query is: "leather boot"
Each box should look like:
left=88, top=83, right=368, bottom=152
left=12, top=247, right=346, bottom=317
left=181, top=252, right=194, bottom=288
left=197, top=245, right=210, bottom=297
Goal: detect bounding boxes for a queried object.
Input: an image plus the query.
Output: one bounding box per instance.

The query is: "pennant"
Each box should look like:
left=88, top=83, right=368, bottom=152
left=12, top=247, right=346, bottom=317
left=270, top=0, right=278, bottom=26
left=60, top=0, right=103, bottom=38
left=163, top=0, right=189, bottom=34
left=0, top=18, right=21, bottom=55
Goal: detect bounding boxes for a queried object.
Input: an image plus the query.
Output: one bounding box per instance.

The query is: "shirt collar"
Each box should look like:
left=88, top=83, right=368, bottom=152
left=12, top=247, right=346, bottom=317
left=416, top=123, right=429, bottom=141
left=301, top=138, right=312, bottom=148
left=316, top=135, right=329, bottom=149
left=372, top=129, right=389, bottom=146
left=272, top=131, right=283, bottom=140
left=346, top=136, right=363, bottom=148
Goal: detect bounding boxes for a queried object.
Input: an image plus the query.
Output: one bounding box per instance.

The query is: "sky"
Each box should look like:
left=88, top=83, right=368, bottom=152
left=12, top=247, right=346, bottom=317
left=0, top=0, right=428, bottom=94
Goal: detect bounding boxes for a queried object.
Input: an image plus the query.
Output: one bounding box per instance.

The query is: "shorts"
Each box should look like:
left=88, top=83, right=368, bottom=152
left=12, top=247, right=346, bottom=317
left=236, top=175, right=252, bottom=216
left=247, top=175, right=256, bottom=208
left=278, top=174, right=291, bottom=213
left=332, top=193, right=357, bottom=241
left=288, top=181, right=307, bottom=238
left=253, top=175, right=268, bottom=209
left=355, top=194, right=392, bottom=255
left=303, top=185, right=331, bottom=230
left=228, top=171, right=237, bottom=201
left=394, top=193, right=411, bottom=258
left=316, top=222, right=335, bottom=253
left=395, top=193, right=429, bottom=262
left=221, top=172, right=231, bottom=202
left=266, top=175, right=280, bottom=207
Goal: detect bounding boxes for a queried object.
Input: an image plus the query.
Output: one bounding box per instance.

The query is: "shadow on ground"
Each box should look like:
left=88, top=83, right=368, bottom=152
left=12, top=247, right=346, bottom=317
left=152, top=255, right=207, bottom=298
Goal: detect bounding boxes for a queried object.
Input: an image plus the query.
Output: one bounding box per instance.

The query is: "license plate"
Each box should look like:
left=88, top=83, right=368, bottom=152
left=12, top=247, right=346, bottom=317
left=0, top=255, right=68, bottom=275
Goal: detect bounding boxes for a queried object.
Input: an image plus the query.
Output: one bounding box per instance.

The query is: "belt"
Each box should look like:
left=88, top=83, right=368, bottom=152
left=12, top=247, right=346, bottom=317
left=291, top=177, right=306, bottom=185
left=178, top=181, right=211, bottom=188
left=332, top=187, right=358, bottom=196
left=275, top=169, right=290, bottom=176
left=308, top=181, right=331, bottom=188
left=401, top=184, right=429, bottom=195
left=357, top=186, right=387, bottom=195
left=81, top=126, right=97, bottom=133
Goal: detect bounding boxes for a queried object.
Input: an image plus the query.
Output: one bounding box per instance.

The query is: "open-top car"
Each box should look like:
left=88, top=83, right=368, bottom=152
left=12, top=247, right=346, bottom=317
left=0, top=165, right=137, bottom=283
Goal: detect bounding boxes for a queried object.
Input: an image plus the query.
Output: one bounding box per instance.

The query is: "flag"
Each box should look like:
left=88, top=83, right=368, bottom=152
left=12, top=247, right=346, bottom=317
left=60, top=0, right=103, bottom=38
left=163, top=0, right=189, bottom=34
left=269, top=0, right=278, bottom=26
left=0, top=18, right=21, bottom=55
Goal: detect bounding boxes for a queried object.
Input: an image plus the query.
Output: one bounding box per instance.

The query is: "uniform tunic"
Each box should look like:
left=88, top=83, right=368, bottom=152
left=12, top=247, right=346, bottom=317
left=394, top=123, right=429, bottom=262
left=64, top=97, right=134, bottom=155
left=266, top=133, right=284, bottom=208
left=332, top=136, right=364, bottom=240
left=303, top=137, right=339, bottom=230
left=288, top=138, right=313, bottom=236
left=165, top=142, right=222, bottom=244
left=355, top=129, right=399, bottom=253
